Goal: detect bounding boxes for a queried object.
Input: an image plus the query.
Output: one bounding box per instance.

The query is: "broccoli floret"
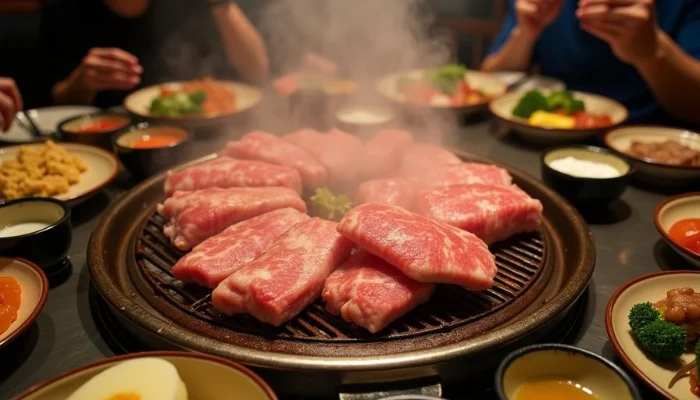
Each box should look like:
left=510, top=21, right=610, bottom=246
left=427, top=64, right=467, bottom=95
left=629, top=302, right=661, bottom=332
left=512, top=90, right=549, bottom=119
left=189, top=90, right=207, bottom=105
left=635, top=319, right=686, bottom=361
left=310, top=187, right=352, bottom=221
left=545, top=91, right=586, bottom=115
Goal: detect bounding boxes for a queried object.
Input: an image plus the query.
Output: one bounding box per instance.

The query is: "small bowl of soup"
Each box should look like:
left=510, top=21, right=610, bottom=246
left=495, top=343, right=642, bottom=400
left=57, top=113, right=132, bottom=149
left=335, top=105, right=394, bottom=136
left=0, top=198, right=72, bottom=270
left=114, top=123, right=191, bottom=180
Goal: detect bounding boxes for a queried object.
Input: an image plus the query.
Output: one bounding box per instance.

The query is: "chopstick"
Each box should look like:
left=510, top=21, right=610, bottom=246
left=16, top=110, right=43, bottom=138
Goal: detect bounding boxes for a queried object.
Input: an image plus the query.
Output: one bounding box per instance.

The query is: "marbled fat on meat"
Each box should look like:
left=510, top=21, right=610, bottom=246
left=323, top=250, right=435, bottom=333
left=337, top=203, right=497, bottom=290
left=398, top=144, right=462, bottom=180
left=283, top=128, right=364, bottom=189
left=412, top=162, right=512, bottom=190
left=171, top=208, right=310, bottom=288
left=415, top=183, right=543, bottom=245
left=212, top=218, right=355, bottom=326
left=157, top=187, right=306, bottom=251
left=360, top=129, right=414, bottom=179
left=163, top=157, right=302, bottom=196
left=356, top=178, right=415, bottom=210
left=221, top=130, right=327, bottom=189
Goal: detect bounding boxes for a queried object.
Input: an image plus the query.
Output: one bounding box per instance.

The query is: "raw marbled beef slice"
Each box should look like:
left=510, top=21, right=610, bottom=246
left=356, top=178, right=415, bottom=210
left=337, top=203, right=496, bottom=290
left=171, top=208, right=310, bottom=288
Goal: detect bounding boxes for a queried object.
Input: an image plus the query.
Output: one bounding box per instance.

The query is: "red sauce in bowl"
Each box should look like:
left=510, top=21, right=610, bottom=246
left=0, top=276, right=22, bottom=335
left=669, top=218, right=700, bottom=255
left=130, top=134, right=182, bottom=149
left=73, top=118, right=128, bottom=134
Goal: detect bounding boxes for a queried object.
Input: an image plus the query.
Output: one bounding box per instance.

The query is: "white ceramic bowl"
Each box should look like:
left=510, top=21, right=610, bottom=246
left=490, top=90, right=628, bottom=145
left=654, top=192, right=700, bottom=268
left=14, top=351, right=277, bottom=400
left=604, top=126, right=700, bottom=187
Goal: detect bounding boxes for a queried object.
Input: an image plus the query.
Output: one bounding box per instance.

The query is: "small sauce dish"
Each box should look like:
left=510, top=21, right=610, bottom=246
left=541, top=145, right=633, bottom=205
left=495, top=343, right=642, bottom=400
left=0, top=198, right=72, bottom=270
left=335, top=105, right=394, bottom=136
left=654, top=192, right=700, bottom=268
left=0, top=257, right=48, bottom=350
left=113, top=123, right=191, bottom=180
left=57, top=113, right=132, bottom=150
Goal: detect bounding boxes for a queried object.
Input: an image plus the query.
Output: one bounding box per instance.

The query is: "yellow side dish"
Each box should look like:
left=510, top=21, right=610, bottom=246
left=528, top=110, right=575, bottom=129
left=0, top=140, right=87, bottom=199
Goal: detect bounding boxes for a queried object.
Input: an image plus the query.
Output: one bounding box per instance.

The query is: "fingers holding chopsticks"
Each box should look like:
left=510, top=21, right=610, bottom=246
left=0, top=78, right=23, bottom=132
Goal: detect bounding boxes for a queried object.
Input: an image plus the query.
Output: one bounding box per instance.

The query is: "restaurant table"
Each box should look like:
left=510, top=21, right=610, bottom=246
left=0, top=118, right=688, bottom=400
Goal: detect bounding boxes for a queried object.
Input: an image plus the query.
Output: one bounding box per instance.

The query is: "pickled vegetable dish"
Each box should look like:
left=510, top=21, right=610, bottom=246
left=398, top=64, right=492, bottom=107
left=512, top=90, right=613, bottom=129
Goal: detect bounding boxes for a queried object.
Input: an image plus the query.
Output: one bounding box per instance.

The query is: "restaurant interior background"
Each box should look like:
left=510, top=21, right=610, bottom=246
left=0, top=0, right=505, bottom=110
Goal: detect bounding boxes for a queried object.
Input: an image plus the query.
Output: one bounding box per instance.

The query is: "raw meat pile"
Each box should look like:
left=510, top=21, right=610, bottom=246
left=158, top=128, right=543, bottom=333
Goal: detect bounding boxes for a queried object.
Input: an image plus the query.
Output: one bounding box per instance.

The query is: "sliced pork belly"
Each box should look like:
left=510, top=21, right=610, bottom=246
left=212, top=218, right=354, bottom=326
left=416, top=184, right=543, bottom=245
left=171, top=208, right=310, bottom=288
left=337, top=203, right=496, bottom=290
left=360, top=129, right=414, bottom=179
left=283, top=128, right=364, bottom=189
left=222, top=130, right=327, bottom=189
left=398, top=144, right=462, bottom=180
left=158, top=187, right=306, bottom=251
left=164, top=157, right=302, bottom=196
left=323, top=250, right=435, bottom=333
left=356, top=178, right=415, bottom=210
left=412, top=162, right=513, bottom=190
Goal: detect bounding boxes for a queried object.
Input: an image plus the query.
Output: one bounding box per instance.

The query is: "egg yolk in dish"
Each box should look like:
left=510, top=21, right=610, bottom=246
left=669, top=218, right=700, bottom=255
left=0, top=276, right=22, bottom=335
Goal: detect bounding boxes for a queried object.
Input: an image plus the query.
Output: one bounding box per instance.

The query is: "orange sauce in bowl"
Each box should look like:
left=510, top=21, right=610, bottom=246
left=514, top=379, right=598, bottom=400
left=669, top=218, right=700, bottom=255
left=72, top=118, right=129, bottom=134
left=129, top=134, right=182, bottom=149
left=0, top=276, right=22, bottom=335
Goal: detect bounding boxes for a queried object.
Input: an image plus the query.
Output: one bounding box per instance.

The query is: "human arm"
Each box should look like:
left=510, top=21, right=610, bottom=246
left=481, top=0, right=564, bottom=72
left=208, top=1, right=270, bottom=82
left=578, top=0, right=700, bottom=125
left=104, top=0, right=150, bottom=18
left=0, top=78, right=22, bottom=132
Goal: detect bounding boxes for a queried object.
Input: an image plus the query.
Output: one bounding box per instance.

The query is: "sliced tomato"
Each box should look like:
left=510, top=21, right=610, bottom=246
left=573, top=112, right=613, bottom=129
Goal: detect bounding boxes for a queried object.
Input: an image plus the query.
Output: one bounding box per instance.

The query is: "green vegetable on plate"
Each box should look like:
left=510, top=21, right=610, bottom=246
left=149, top=90, right=207, bottom=117
left=511, top=90, right=549, bottom=119
left=511, top=89, right=587, bottom=119
left=628, top=302, right=686, bottom=362
left=309, top=187, right=352, bottom=221
left=427, top=64, right=468, bottom=96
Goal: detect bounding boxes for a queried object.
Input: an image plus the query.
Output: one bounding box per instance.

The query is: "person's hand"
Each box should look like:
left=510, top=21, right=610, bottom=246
left=70, top=47, right=143, bottom=92
left=0, top=78, right=22, bottom=133
left=578, top=0, right=659, bottom=65
left=516, top=0, right=565, bottom=39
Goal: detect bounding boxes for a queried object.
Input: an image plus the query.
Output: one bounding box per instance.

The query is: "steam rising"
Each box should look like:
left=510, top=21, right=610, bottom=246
left=253, top=0, right=458, bottom=143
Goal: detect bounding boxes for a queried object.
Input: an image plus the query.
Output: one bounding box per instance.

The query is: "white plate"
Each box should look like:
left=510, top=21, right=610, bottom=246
left=491, top=72, right=566, bottom=93
left=490, top=90, right=628, bottom=144
left=2, top=106, right=101, bottom=144
left=0, top=142, right=119, bottom=203
left=606, top=271, right=700, bottom=399
left=124, top=80, right=262, bottom=122
left=376, top=69, right=507, bottom=116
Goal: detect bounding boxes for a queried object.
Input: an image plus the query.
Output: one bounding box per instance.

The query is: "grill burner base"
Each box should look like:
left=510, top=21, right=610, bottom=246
left=90, top=283, right=591, bottom=399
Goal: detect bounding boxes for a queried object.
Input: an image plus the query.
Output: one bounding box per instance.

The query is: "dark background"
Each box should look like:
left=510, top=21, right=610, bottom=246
left=0, top=0, right=505, bottom=109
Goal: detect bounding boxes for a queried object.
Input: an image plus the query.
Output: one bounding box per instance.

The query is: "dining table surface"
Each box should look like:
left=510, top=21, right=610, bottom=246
left=0, top=110, right=692, bottom=400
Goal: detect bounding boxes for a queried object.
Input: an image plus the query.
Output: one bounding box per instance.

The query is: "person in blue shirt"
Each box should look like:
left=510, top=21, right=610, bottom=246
left=482, top=0, right=700, bottom=126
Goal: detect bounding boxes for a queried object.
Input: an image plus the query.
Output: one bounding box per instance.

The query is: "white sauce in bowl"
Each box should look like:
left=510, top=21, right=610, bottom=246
left=549, top=156, right=621, bottom=179
left=336, top=107, right=393, bottom=124
left=0, top=221, right=51, bottom=238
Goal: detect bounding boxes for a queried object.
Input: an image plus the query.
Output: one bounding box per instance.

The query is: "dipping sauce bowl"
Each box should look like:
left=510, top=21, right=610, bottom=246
left=113, top=123, right=191, bottom=180
left=57, top=113, right=132, bottom=150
